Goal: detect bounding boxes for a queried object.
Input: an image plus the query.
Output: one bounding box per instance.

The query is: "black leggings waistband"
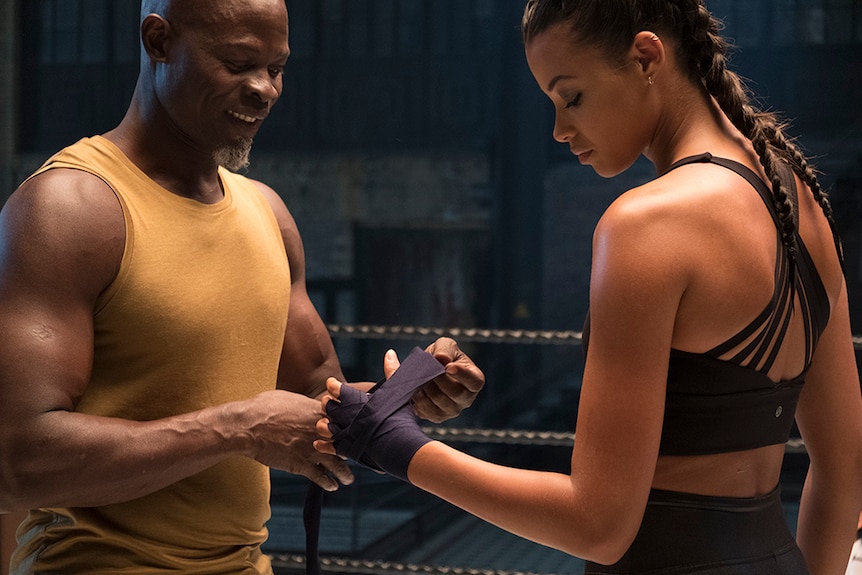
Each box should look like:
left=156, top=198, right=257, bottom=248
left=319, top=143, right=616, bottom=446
left=585, top=487, right=809, bottom=575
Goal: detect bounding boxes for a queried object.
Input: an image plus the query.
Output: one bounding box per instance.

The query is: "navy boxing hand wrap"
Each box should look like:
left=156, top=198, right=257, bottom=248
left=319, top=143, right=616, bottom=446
left=326, top=347, right=445, bottom=482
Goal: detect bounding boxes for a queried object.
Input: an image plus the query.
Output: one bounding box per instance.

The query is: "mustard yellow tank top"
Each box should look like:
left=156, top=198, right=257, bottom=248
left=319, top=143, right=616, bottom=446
left=11, top=136, right=290, bottom=574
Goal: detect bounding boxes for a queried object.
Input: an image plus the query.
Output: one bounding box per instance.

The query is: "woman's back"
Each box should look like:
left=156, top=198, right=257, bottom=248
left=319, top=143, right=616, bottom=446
left=630, top=151, right=846, bottom=498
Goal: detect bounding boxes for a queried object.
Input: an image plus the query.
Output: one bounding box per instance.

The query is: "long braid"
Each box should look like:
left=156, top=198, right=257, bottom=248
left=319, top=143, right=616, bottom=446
left=674, top=0, right=845, bottom=270
left=672, top=0, right=798, bottom=260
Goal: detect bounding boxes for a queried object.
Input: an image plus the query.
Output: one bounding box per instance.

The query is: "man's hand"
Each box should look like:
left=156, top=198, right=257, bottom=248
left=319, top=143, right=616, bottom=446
left=383, top=338, right=485, bottom=423
left=244, top=390, right=354, bottom=491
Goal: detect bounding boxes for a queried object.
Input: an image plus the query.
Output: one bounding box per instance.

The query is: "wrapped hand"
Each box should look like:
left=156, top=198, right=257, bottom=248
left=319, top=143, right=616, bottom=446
left=317, top=347, right=445, bottom=482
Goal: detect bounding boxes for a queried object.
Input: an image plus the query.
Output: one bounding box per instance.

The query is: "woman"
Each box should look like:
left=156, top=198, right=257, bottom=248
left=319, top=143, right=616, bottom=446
left=316, top=1, right=862, bottom=573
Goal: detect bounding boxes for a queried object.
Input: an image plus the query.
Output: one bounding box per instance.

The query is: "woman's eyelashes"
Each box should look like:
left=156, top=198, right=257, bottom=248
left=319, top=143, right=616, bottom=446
left=565, top=92, right=583, bottom=108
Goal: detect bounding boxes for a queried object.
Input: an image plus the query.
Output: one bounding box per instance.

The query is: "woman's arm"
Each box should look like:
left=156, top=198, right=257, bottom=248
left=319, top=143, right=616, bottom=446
left=795, top=283, right=862, bottom=575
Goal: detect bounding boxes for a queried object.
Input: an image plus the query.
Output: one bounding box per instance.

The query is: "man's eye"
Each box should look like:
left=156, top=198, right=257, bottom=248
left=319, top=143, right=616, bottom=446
left=226, top=62, right=250, bottom=72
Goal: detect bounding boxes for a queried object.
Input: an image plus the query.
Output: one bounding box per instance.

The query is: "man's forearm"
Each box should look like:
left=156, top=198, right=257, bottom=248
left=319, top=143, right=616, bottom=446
left=0, top=400, right=251, bottom=512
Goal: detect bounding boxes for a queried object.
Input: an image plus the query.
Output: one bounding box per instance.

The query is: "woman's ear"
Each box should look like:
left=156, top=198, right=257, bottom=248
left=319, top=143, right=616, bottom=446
left=141, top=14, right=173, bottom=63
left=631, top=30, right=665, bottom=84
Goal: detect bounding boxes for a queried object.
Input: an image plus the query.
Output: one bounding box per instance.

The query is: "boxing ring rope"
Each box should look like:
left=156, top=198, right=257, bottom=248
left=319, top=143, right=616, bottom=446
left=327, top=325, right=584, bottom=346
left=269, top=553, right=564, bottom=575
left=327, top=324, right=862, bottom=349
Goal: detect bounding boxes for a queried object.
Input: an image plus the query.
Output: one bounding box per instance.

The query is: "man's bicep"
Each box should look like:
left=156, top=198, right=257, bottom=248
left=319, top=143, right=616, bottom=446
left=0, top=172, right=122, bottom=413
left=0, top=300, right=95, bottom=413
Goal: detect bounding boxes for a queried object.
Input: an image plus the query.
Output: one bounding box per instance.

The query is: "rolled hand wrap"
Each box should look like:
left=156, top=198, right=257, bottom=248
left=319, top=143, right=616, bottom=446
left=326, top=347, right=445, bottom=482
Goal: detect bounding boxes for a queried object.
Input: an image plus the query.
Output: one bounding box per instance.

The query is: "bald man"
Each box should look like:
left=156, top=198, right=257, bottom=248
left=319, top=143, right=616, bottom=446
left=0, top=1, right=484, bottom=572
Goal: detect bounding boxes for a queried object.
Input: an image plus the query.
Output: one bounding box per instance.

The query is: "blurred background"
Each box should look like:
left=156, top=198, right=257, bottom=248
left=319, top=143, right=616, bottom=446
left=1, top=1, right=861, bottom=573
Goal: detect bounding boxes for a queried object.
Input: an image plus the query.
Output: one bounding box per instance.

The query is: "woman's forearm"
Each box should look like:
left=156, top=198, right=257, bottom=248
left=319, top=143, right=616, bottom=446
left=408, top=441, right=639, bottom=565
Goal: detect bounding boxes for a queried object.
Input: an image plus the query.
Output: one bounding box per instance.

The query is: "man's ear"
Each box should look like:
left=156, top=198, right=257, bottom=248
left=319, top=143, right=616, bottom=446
left=141, top=14, right=173, bottom=63
left=631, top=30, right=665, bottom=84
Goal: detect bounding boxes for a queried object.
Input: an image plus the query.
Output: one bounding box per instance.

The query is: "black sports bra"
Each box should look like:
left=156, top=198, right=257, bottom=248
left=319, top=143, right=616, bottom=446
left=583, top=153, right=832, bottom=456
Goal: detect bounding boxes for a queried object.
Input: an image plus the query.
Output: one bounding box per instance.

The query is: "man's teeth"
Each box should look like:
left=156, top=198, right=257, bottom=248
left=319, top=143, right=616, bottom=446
left=228, top=110, right=256, bottom=123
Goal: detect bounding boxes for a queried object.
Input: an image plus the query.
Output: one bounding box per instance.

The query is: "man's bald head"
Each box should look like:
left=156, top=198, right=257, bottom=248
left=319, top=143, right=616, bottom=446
left=140, top=0, right=287, bottom=30
left=137, top=0, right=289, bottom=68
left=140, top=0, right=168, bottom=21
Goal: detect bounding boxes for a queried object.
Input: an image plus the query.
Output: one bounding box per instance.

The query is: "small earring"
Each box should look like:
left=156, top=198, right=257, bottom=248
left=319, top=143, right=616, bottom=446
left=648, top=76, right=654, bottom=85
left=650, top=34, right=659, bottom=41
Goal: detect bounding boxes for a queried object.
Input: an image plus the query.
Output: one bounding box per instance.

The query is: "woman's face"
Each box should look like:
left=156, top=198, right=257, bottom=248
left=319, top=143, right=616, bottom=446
left=525, top=23, right=656, bottom=178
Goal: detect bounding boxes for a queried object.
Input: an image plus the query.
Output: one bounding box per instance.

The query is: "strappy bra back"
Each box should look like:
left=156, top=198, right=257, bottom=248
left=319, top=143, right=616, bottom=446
left=583, top=153, right=832, bottom=455
left=674, top=154, right=829, bottom=372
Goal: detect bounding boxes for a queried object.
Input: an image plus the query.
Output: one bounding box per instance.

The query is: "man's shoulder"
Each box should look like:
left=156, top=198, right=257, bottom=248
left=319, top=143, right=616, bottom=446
left=21, top=136, right=126, bottom=190
left=40, top=136, right=114, bottom=167
left=2, top=159, right=124, bottom=283
left=219, top=168, right=289, bottom=219
left=8, top=135, right=124, bottom=241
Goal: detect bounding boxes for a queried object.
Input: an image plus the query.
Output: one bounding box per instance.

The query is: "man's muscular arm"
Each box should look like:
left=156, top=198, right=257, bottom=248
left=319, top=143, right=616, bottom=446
left=0, top=171, right=350, bottom=513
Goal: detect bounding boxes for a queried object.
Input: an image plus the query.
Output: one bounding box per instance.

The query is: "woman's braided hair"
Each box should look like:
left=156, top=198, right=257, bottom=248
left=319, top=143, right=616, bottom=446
left=522, top=0, right=844, bottom=269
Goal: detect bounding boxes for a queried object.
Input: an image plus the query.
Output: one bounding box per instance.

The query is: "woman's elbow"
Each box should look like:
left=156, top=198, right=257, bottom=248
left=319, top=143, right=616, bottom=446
left=579, top=533, right=636, bottom=566
left=556, top=512, right=640, bottom=566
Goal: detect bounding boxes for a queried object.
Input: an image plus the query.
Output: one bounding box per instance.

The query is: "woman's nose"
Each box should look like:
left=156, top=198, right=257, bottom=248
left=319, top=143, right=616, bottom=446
left=552, top=111, right=575, bottom=143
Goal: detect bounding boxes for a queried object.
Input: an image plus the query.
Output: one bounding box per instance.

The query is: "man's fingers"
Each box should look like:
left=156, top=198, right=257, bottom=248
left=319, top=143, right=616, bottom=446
left=313, top=439, right=336, bottom=454
left=321, top=456, right=354, bottom=485
left=309, top=457, right=353, bottom=491
left=441, top=362, right=486, bottom=393
left=426, top=337, right=486, bottom=392
left=411, top=360, right=485, bottom=422
left=315, top=418, right=333, bottom=438
left=325, top=377, right=343, bottom=399
left=425, top=336, right=458, bottom=362
left=412, top=387, right=460, bottom=423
